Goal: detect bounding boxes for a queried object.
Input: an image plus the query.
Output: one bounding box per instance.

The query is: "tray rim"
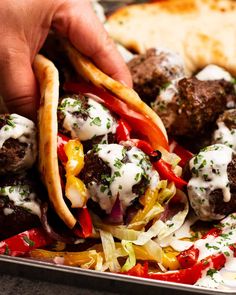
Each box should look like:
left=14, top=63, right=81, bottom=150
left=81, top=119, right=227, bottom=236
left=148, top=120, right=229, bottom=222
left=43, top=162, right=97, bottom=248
left=0, top=255, right=235, bottom=295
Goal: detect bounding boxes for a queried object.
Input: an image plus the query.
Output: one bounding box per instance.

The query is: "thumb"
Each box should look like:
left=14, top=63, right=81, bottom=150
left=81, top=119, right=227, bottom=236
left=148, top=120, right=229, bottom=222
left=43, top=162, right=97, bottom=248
left=0, top=48, right=38, bottom=120
left=52, top=0, right=132, bottom=87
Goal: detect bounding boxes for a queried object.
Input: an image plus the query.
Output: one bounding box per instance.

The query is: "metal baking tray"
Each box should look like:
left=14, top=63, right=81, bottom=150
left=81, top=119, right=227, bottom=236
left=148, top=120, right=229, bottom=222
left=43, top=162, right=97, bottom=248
left=0, top=1, right=235, bottom=294
left=0, top=255, right=234, bottom=295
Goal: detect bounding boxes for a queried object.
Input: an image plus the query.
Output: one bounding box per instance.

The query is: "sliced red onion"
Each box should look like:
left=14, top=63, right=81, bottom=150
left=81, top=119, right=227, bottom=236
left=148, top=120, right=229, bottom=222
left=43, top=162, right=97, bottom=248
left=105, top=196, right=124, bottom=224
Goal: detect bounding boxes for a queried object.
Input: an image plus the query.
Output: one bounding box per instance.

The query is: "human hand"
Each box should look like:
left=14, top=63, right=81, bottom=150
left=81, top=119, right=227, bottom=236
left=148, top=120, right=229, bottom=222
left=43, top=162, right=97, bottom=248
left=0, top=0, right=132, bottom=118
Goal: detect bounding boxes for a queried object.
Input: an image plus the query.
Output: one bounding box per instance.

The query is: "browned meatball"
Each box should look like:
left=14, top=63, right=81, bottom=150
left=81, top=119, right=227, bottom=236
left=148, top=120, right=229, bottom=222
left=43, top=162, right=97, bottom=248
left=0, top=114, right=37, bottom=174
left=187, top=144, right=236, bottom=221
left=153, top=77, right=228, bottom=138
left=213, top=109, right=236, bottom=151
left=0, top=173, right=42, bottom=239
left=128, top=48, right=184, bottom=103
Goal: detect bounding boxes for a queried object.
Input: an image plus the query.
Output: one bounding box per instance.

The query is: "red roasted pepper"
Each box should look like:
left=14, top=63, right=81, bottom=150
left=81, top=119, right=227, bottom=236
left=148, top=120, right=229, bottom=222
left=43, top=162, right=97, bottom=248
left=0, top=228, right=51, bottom=257
left=57, top=133, right=69, bottom=163
left=129, top=139, right=187, bottom=189
left=73, top=207, right=93, bottom=238
left=64, top=82, right=169, bottom=151
left=177, top=227, right=222, bottom=268
left=116, top=119, right=131, bottom=142
left=125, top=251, right=227, bottom=285
left=154, top=160, right=187, bottom=189
left=169, top=140, right=193, bottom=167
left=177, top=246, right=199, bottom=269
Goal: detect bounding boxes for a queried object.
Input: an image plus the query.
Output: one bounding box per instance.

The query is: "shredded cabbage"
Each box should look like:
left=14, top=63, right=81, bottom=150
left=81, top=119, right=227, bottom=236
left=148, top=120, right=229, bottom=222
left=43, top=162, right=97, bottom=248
left=99, top=230, right=121, bottom=272
left=121, top=241, right=136, bottom=272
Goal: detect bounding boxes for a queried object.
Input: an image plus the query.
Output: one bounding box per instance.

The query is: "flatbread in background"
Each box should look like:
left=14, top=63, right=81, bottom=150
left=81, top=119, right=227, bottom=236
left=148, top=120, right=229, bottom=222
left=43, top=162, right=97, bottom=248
left=107, top=0, right=236, bottom=76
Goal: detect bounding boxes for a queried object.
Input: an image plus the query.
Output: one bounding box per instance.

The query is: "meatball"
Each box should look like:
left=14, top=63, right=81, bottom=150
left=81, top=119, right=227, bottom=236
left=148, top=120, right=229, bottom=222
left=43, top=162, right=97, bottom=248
left=57, top=94, right=117, bottom=145
left=0, top=173, right=42, bottom=239
left=196, top=64, right=236, bottom=109
left=128, top=48, right=185, bottom=103
left=80, top=144, right=159, bottom=214
left=213, top=109, right=236, bottom=151
left=153, top=77, right=228, bottom=137
left=187, top=144, right=236, bottom=221
left=0, top=114, right=37, bottom=174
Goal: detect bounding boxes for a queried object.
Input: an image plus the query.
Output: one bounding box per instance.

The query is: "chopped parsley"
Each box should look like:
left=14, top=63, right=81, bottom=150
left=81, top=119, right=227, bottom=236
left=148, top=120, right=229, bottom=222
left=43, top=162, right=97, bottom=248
left=23, top=235, right=35, bottom=247
left=206, top=268, right=217, bottom=278
left=90, top=117, right=101, bottom=127
left=114, top=158, right=123, bottom=169
left=6, top=118, right=16, bottom=128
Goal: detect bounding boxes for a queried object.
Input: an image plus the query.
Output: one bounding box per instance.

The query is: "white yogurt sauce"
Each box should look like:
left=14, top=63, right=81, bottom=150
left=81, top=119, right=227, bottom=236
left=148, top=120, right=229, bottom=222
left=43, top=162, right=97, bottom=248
left=194, top=214, right=236, bottom=289
left=196, top=64, right=232, bottom=82
left=188, top=144, right=233, bottom=220
left=157, top=214, right=198, bottom=251
left=0, top=114, right=37, bottom=170
left=154, top=47, right=185, bottom=77
left=214, top=121, right=236, bottom=152
left=88, top=144, right=159, bottom=213
left=62, top=97, right=117, bottom=141
left=0, top=185, right=41, bottom=217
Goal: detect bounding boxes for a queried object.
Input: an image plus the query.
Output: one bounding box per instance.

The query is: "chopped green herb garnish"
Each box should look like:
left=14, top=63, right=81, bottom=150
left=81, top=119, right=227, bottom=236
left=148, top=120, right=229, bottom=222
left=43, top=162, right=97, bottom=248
left=23, top=236, right=35, bottom=247
left=90, top=117, right=101, bottom=127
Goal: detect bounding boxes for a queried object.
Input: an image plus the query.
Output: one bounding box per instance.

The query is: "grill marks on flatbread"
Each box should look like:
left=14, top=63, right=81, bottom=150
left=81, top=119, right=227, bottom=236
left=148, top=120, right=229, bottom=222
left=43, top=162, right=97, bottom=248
left=107, top=0, right=236, bottom=76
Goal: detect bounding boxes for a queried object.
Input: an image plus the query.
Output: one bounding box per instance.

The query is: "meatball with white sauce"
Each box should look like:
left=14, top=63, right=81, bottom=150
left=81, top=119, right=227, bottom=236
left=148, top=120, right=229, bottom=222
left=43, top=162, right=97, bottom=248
left=80, top=144, right=159, bottom=214
left=57, top=94, right=117, bottom=147
left=0, top=114, right=37, bottom=174
left=213, top=109, right=236, bottom=151
left=187, top=144, right=236, bottom=221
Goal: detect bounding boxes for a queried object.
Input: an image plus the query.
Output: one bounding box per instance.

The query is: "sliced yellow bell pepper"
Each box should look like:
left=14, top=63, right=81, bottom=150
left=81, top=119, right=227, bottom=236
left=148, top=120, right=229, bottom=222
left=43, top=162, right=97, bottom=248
left=64, top=139, right=84, bottom=176
left=65, top=175, right=88, bottom=208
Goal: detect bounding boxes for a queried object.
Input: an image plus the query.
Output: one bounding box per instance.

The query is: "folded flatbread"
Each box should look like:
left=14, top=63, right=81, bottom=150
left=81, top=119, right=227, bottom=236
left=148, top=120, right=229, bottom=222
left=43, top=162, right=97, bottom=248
left=33, top=42, right=167, bottom=229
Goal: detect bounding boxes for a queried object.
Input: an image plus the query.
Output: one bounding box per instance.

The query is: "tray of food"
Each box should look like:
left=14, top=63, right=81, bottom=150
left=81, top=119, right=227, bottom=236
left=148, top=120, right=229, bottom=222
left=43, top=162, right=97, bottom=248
left=0, top=0, right=236, bottom=293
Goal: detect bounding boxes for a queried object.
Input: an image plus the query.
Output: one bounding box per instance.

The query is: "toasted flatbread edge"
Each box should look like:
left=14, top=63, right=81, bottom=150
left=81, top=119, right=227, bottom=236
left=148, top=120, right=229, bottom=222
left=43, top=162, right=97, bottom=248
left=33, top=54, right=77, bottom=229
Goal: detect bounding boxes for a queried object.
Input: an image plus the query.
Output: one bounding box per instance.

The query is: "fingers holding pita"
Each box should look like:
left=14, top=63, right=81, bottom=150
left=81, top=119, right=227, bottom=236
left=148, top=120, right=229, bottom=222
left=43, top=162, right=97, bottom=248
left=52, top=0, right=132, bottom=87
left=0, top=46, right=37, bottom=119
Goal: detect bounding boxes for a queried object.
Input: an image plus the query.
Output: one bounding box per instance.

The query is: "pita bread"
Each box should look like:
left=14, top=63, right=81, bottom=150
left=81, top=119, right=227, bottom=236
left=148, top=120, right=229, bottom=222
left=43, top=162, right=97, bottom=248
left=33, top=54, right=77, bottom=229
left=107, top=0, right=236, bottom=76
left=33, top=43, right=169, bottom=230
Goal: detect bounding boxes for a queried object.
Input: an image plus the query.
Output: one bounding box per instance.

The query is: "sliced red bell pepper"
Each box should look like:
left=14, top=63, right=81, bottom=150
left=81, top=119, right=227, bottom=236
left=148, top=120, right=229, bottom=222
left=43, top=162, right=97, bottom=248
left=119, top=137, right=187, bottom=189
left=63, top=82, right=169, bottom=151
left=116, top=119, right=131, bottom=142
left=177, top=246, right=199, bottom=269
left=57, top=133, right=69, bottom=163
left=154, top=160, right=187, bottom=189
left=177, top=226, right=222, bottom=269
left=125, top=251, right=227, bottom=285
left=0, top=228, right=51, bottom=257
left=169, top=140, right=193, bottom=167
left=73, top=208, right=93, bottom=238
